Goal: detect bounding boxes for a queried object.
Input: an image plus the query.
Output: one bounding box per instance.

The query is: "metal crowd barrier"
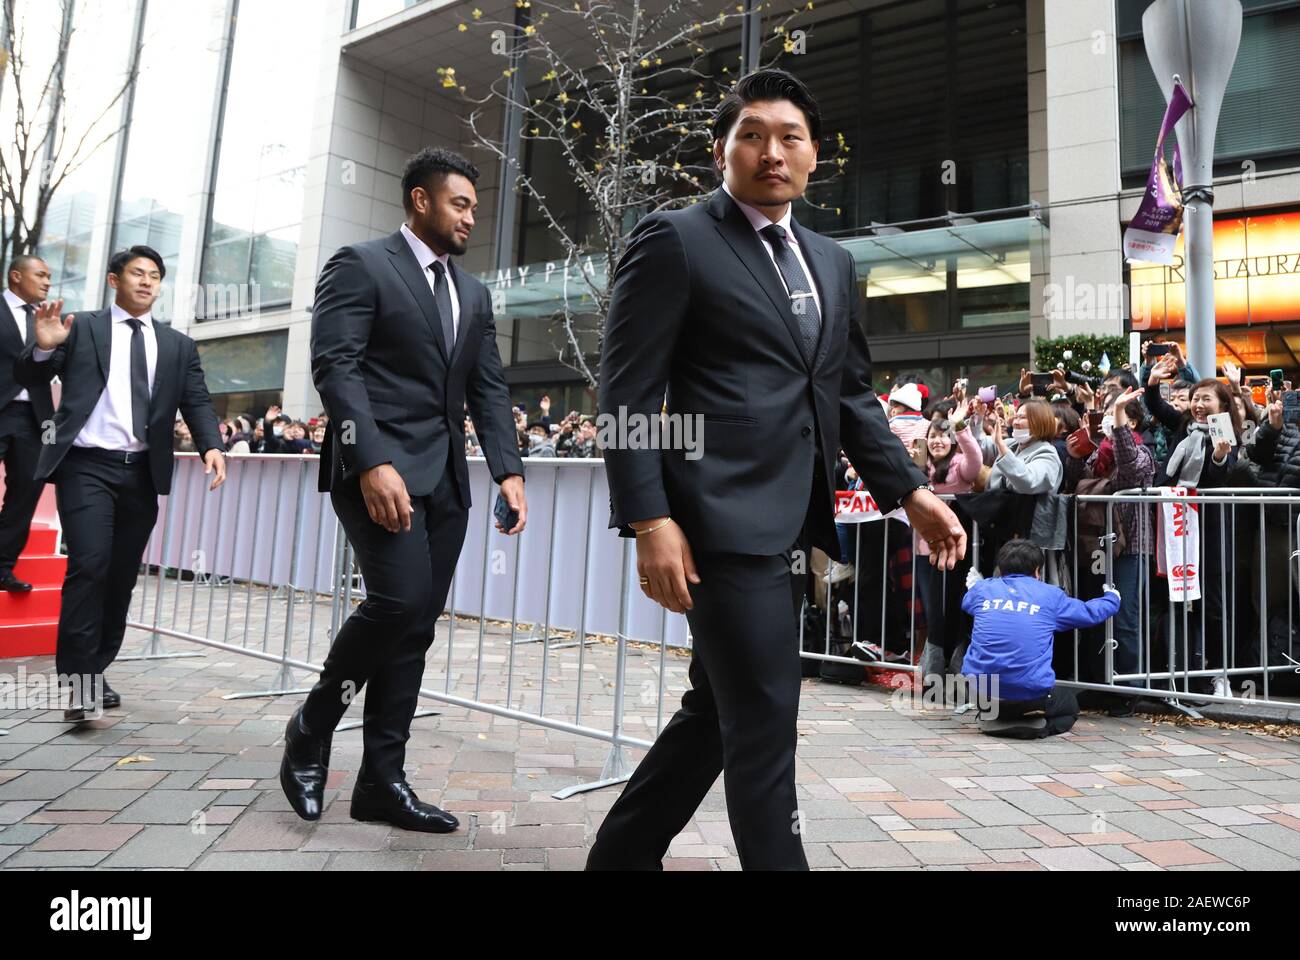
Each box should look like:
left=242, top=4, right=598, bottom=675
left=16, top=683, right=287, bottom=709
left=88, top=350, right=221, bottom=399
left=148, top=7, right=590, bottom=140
left=115, top=456, right=1300, bottom=795
left=123, top=453, right=690, bottom=797
left=1078, top=487, right=1300, bottom=714
left=806, top=487, right=1300, bottom=715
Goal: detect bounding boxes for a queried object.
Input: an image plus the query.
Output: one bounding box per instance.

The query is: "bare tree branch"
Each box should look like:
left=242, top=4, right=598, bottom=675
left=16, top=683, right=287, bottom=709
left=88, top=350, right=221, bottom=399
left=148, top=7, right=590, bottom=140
left=445, top=0, right=843, bottom=390
left=0, top=0, right=137, bottom=266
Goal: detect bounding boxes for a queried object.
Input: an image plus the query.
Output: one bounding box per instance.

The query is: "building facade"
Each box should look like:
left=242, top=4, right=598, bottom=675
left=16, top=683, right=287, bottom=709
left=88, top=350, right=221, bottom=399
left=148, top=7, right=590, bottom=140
left=13, top=0, right=1300, bottom=422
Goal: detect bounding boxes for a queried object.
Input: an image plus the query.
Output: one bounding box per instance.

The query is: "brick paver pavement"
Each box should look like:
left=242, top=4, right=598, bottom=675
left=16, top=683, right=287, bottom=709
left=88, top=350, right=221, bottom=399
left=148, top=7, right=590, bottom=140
left=2, top=581, right=1300, bottom=870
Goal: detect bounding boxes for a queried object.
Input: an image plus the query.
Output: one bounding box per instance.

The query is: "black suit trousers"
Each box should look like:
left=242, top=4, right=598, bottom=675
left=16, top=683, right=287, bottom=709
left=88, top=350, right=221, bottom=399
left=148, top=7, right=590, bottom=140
left=587, top=528, right=811, bottom=871
left=0, top=401, right=44, bottom=574
left=301, top=456, right=468, bottom=781
left=53, top=448, right=159, bottom=678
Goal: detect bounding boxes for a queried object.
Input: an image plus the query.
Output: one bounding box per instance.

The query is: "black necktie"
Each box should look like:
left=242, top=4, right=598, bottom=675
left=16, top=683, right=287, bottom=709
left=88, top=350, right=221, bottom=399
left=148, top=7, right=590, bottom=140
left=124, top=317, right=149, bottom=445
left=428, top=260, right=456, bottom=355
left=760, top=223, right=821, bottom=365
left=21, top=303, right=35, bottom=344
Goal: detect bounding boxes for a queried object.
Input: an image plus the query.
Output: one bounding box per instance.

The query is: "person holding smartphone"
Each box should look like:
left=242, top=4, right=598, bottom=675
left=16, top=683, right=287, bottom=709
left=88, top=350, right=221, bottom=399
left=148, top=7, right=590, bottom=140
left=1239, top=392, right=1295, bottom=667
left=915, top=398, right=983, bottom=686
left=1145, top=357, right=1242, bottom=698
left=1062, top=387, right=1156, bottom=715
left=1222, top=361, right=1263, bottom=446
left=1139, top=340, right=1200, bottom=387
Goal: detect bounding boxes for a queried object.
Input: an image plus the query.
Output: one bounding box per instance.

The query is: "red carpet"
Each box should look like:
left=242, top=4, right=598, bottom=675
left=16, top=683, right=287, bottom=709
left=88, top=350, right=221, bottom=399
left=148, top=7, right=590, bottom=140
left=0, top=523, right=63, bottom=656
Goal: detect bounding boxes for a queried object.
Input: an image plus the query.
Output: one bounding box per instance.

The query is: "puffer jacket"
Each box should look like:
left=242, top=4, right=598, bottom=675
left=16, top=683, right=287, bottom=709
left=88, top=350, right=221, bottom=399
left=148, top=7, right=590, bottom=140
left=987, top=438, right=1067, bottom=551
left=1246, top=421, right=1300, bottom=489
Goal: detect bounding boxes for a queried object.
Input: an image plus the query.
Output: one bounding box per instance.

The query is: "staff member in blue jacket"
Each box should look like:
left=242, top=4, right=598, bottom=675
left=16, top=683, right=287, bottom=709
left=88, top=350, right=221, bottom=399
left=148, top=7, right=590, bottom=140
left=962, top=539, right=1120, bottom=736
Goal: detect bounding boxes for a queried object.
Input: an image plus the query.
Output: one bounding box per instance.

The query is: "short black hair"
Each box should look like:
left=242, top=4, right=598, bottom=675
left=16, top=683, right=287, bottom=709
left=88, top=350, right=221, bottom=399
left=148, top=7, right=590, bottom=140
left=712, top=68, right=822, bottom=143
left=1106, top=369, right=1140, bottom=392
left=108, top=245, right=166, bottom=280
left=1171, top=379, right=1191, bottom=392
left=997, top=539, right=1044, bottom=577
left=401, top=147, right=480, bottom=213
left=1054, top=403, right=1080, bottom=433
left=930, top=400, right=956, bottom=421
left=8, top=254, right=47, bottom=279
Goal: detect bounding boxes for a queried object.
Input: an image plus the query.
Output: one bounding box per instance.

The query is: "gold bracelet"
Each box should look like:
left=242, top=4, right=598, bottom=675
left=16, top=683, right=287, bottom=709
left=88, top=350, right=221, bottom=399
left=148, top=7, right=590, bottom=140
left=634, top=518, right=673, bottom=537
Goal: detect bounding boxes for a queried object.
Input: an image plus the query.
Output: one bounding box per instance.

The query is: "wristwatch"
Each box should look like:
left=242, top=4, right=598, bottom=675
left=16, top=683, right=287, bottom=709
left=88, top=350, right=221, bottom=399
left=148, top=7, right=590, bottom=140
left=901, top=482, right=933, bottom=504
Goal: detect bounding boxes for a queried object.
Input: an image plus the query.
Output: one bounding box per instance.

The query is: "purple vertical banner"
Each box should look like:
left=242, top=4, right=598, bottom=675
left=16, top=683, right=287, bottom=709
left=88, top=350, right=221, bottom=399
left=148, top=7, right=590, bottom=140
left=1123, top=81, right=1193, bottom=265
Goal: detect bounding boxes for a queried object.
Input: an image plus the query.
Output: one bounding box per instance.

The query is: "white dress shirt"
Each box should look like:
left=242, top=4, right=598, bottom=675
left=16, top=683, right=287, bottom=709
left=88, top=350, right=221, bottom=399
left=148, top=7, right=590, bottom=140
left=722, top=180, right=823, bottom=318
left=34, top=302, right=158, bottom=452
left=400, top=222, right=460, bottom=343
left=3, top=289, right=33, bottom=403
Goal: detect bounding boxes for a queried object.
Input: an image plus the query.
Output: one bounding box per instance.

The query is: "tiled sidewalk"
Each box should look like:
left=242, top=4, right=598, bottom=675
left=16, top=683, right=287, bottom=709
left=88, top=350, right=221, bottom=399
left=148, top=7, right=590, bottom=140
left=2, top=604, right=1300, bottom=870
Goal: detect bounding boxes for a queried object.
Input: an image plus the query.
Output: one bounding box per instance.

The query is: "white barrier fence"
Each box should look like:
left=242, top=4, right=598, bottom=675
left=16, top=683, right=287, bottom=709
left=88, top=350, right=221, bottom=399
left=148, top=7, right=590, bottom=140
left=138, top=453, right=689, bottom=648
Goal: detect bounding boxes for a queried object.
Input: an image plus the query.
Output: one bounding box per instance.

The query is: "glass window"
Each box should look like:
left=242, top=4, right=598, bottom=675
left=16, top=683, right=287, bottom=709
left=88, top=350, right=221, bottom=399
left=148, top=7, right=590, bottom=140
left=767, top=0, right=1028, bottom=233
left=194, top=328, right=289, bottom=395
left=16, top=0, right=138, bottom=311
left=351, top=0, right=425, bottom=31
left=1118, top=1, right=1300, bottom=181
left=199, top=0, right=326, bottom=316
left=848, top=216, right=1040, bottom=336
left=112, top=0, right=229, bottom=320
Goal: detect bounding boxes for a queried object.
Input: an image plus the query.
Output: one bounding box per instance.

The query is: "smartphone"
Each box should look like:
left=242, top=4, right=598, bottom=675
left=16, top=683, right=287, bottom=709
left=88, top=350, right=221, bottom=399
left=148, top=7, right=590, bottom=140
left=1147, top=342, right=1173, bottom=358
left=978, top=385, right=997, bottom=404
left=1271, top=368, right=1285, bottom=391
left=1087, top=411, right=1104, bottom=440
left=493, top=492, right=519, bottom=532
left=1030, top=372, right=1053, bottom=397
left=1068, top=427, right=1097, bottom=458
left=1284, top=392, right=1300, bottom=426
left=1207, top=412, right=1236, bottom=447
left=906, top=438, right=927, bottom=472
left=955, top=378, right=969, bottom=392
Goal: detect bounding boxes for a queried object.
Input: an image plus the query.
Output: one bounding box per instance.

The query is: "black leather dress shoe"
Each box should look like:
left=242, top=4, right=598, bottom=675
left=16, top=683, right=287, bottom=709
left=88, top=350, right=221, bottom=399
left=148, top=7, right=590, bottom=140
left=279, top=706, right=332, bottom=821
left=0, top=572, right=32, bottom=592
left=63, top=686, right=96, bottom=722
left=101, top=682, right=121, bottom=710
left=350, top=779, right=459, bottom=833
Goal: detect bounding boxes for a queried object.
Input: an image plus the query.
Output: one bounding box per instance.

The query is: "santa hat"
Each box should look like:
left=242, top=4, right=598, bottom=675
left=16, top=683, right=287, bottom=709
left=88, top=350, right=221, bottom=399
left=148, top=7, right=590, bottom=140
left=888, top=383, right=924, bottom=412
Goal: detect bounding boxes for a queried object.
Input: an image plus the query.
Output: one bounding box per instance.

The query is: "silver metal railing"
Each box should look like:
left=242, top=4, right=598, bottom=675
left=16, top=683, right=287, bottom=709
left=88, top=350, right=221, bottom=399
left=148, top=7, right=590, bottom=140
left=122, top=453, right=689, bottom=797
left=116, top=457, right=1300, bottom=795
left=805, top=487, right=1300, bottom=716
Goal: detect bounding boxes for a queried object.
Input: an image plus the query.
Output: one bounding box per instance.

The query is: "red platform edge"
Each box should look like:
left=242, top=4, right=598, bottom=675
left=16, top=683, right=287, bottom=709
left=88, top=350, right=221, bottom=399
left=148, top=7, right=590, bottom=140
left=0, top=523, right=64, bottom=658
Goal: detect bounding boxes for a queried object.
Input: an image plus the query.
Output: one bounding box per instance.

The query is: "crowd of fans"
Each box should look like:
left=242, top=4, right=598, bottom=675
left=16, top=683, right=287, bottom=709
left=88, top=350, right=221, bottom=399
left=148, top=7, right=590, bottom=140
left=175, top=405, right=328, bottom=456
left=178, top=397, right=603, bottom=462
left=827, top=340, right=1300, bottom=724
left=503, top=395, right=602, bottom=459
left=179, top=351, right=1296, bottom=726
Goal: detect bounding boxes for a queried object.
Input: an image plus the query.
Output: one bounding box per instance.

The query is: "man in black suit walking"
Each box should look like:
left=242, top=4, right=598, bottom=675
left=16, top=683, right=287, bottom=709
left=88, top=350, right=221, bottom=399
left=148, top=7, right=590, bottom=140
left=16, top=245, right=227, bottom=721
left=0, top=255, right=56, bottom=592
left=281, top=147, right=526, bottom=833
left=588, top=70, right=967, bottom=870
